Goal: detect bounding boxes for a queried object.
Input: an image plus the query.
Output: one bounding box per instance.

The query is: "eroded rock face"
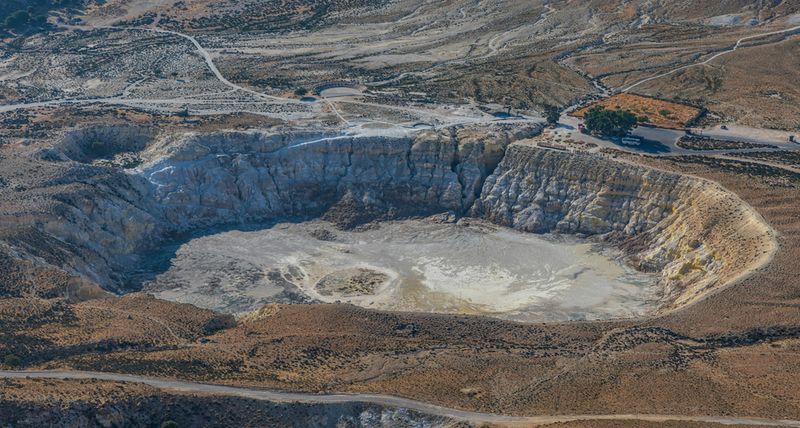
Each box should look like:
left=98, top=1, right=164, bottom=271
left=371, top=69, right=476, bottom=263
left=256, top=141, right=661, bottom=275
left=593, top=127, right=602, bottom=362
left=471, top=146, right=684, bottom=235
left=137, top=125, right=530, bottom=232
left=471, top=146, right=776, bottom=308
left=6, top=124, right=533, bottom=292
left=57, top=125, right=157, bottom=164
left=0, top=123, right=776, bottom=312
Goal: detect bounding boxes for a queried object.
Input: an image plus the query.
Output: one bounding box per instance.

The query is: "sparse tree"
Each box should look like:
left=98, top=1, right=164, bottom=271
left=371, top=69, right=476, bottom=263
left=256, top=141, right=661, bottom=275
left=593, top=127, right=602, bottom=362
left=583, top=106, right=638, bottom=137
left=4, top=354, right=21, bottom=367
left=543, top=104, right=561, bottom=126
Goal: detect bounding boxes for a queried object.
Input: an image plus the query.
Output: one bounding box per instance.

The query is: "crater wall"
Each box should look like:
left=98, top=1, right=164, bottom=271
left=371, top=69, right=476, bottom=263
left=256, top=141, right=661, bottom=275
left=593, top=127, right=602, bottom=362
left=472, top=146, right=776, bottom=308
left=139, top=126, right=522, bottom=231
left=0, top=124, right=776, bottom=312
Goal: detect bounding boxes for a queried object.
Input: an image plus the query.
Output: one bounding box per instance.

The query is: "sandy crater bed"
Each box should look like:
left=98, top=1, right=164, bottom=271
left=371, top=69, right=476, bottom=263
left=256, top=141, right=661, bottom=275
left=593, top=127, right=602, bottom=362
left=142, top=218, right=657, bottom=322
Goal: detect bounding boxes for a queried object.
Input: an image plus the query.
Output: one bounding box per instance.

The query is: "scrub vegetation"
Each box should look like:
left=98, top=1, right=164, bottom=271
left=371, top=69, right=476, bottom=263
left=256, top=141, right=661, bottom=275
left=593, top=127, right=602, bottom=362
left=583, top=106, right=639, bottom=137
left=1, top=0, right=83, bottom=33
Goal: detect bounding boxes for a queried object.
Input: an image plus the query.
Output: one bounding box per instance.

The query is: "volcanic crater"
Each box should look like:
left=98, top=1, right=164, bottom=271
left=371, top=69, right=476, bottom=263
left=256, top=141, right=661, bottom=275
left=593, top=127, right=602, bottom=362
left=0, top=123, right=777, bottom=323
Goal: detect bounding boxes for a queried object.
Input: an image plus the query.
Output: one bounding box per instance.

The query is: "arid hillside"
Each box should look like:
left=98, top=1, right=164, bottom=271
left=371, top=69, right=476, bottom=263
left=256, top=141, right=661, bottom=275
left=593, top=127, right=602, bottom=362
left=51, top=0, right=794, bottom=130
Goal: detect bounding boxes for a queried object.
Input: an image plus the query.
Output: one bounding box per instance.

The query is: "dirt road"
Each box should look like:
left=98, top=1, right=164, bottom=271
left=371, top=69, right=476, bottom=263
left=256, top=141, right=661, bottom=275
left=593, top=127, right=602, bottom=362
left=2, top=370, right=799, bottom=427
left=622, top=24, right=800, bottom=92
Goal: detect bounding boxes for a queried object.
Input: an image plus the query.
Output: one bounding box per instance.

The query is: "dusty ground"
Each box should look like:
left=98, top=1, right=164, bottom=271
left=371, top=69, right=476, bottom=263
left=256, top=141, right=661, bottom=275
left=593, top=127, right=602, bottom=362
left=618, top=37, right=800, bottom=131
left=533, top=423, right=774, bottom=428
left=2, top=0, right=798, bottom=129
left=142, top=218, right=655, bottom=321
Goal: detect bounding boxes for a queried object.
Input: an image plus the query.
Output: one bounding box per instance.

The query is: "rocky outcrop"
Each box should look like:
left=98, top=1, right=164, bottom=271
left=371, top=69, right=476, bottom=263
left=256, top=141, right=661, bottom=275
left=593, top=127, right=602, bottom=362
left=472, top=147, right=683, bottom=235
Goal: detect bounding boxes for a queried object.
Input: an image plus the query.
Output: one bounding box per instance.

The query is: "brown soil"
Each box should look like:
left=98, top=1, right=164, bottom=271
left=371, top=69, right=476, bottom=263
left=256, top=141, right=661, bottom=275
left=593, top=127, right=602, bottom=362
left=729, top=151, right=800, bottom=169
left=573, top=94, right=701, bottom=129
left=315, top=268, right=389, bottom=297
left=0, top=378, right=447, bottom=427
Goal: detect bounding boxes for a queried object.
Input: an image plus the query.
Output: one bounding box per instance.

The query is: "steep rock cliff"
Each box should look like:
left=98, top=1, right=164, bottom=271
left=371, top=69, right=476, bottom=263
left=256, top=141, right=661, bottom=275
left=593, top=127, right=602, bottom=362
left=472, top=145, right=776, bottom=308
left=137, top=124, right=535, bottom=232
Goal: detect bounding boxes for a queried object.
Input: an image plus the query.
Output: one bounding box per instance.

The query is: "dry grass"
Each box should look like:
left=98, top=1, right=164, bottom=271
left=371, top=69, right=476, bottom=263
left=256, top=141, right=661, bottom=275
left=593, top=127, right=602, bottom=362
left=632, top=38, right=800, bottom=131
left=572, top=94, right=701, bottom=129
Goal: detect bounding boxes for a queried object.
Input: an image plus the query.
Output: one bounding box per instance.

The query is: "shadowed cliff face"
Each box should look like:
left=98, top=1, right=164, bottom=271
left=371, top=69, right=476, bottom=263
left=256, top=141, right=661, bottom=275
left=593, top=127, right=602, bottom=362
left=136, top=126, right=519, bottom=232
left=0, top=123, right=776, bottom=313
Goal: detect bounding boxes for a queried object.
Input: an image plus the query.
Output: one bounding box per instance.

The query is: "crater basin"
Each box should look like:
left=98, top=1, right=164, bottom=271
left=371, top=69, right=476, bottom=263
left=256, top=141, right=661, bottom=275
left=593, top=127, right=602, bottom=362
left=143, top=218, right=657, bottom=322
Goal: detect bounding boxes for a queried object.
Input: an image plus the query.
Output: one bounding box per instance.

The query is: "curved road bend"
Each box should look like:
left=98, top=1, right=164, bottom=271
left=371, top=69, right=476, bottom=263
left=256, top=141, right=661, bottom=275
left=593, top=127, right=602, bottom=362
left=1, top=371, right=799, bottom=427
left=90, top=25, right=292, bottom=103
left=622, top=24, right=800, bottom=92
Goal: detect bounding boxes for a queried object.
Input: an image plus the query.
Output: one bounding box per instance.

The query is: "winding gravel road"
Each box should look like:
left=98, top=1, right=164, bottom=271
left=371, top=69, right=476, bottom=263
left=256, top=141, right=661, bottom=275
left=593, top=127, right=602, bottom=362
left=622, top=24, right=800, bottom=92
left=2, top=370, right=799, bottom=427
left=95, top=25, right=293, bottom=103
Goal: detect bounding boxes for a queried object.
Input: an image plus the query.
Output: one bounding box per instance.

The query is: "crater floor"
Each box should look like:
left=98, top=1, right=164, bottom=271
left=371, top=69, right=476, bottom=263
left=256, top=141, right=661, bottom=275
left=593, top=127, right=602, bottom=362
left=142, top=218, right=656, bottom=322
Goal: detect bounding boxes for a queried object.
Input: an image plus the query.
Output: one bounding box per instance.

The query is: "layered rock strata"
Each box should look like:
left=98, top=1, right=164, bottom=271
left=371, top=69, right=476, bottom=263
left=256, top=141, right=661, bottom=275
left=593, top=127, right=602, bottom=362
left=0, top=123, right=776, bottom=312
left=472, top=146, right=776, bottom=308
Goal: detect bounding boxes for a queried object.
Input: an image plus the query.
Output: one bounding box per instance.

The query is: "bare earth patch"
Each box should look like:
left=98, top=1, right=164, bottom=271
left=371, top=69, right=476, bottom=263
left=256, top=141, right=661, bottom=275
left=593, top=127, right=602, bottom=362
left=573, top=94, right=701, bottom=129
